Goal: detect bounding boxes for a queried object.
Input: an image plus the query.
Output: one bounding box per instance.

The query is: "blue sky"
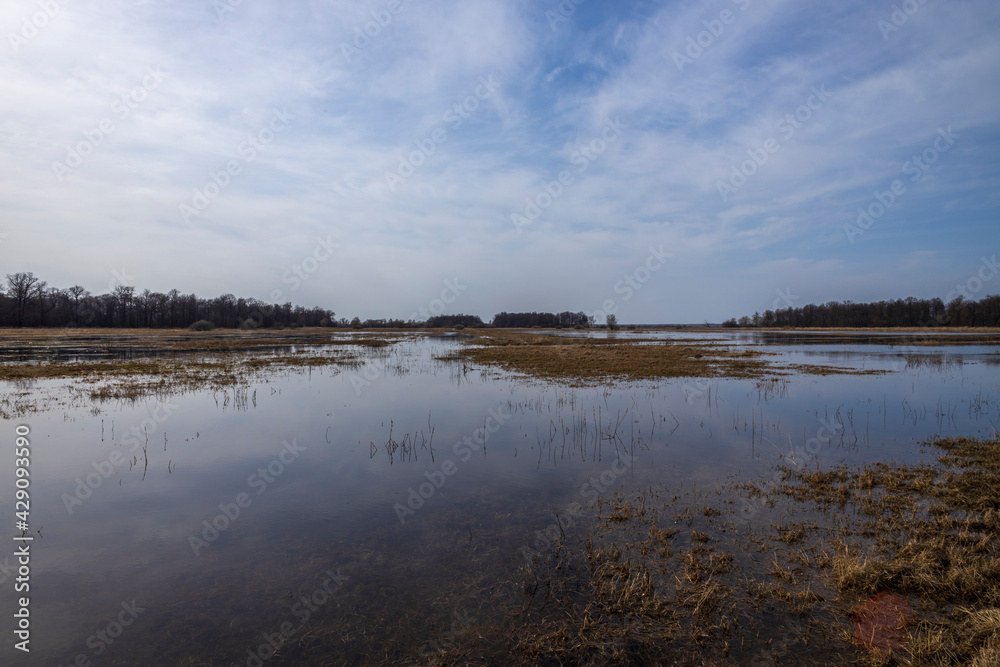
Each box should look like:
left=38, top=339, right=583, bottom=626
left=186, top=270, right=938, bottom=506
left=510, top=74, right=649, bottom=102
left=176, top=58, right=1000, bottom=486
left=1, top=0, right=998, bottom=323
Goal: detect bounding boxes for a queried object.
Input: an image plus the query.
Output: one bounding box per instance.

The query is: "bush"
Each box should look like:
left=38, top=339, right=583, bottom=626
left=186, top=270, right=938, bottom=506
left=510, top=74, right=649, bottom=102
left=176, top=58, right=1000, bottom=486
left=350, top=317, right=362, bottom=330
left=453, top=324, right=465, bottom=330
left=189, top=320, right=216, bottom=331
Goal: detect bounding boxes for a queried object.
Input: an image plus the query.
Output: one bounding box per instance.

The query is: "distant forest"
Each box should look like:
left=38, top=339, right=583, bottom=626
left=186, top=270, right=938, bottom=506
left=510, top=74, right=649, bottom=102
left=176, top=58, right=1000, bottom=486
left=491, top=311, right=590, bottom=328
left=0, top=273, right=590, bottom=330
left=0, top=272, right=337, bottom=329
left=4, top=272, right=998, bottom=330
left=725, top=296, right=1000, bottom=328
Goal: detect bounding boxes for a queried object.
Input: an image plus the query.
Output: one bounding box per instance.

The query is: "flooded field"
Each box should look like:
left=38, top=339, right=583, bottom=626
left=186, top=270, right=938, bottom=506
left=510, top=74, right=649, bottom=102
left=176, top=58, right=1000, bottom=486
left=1, top=328, right=998, bottom=665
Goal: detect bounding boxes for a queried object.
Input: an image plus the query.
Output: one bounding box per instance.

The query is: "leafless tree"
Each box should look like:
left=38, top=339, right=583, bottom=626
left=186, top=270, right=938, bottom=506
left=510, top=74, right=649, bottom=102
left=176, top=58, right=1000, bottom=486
left=5, top=272, right=39, bottom=326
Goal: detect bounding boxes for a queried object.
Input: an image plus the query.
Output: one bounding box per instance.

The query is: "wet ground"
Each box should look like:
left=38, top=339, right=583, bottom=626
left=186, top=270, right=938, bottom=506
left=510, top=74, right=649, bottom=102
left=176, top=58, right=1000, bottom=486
left=0, top=329, right=997, bottom=665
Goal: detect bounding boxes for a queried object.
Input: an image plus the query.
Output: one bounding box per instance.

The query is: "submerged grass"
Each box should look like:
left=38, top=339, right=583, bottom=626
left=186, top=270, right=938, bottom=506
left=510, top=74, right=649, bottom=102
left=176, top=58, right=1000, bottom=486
left=0, top=329, right=397, bottom=412
left=769, top=435, right=1000, bottom=665
left=503, top=435, right=1000, bottom=664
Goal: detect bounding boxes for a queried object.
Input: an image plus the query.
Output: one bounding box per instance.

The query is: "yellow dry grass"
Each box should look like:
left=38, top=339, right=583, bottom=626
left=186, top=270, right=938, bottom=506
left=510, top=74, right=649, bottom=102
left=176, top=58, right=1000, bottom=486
left=454, top=330, right=770, bottom=382
left=775, top=435, right=1000, bottom=665
left=452, top=330, right=885, bottom=382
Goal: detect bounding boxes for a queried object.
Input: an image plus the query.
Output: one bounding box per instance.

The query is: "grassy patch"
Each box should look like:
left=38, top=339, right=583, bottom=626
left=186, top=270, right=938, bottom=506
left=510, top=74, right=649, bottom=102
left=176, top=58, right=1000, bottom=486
left=450, top=330, right=882, bottom=383
left=770, top=435, right=1000, bottom=665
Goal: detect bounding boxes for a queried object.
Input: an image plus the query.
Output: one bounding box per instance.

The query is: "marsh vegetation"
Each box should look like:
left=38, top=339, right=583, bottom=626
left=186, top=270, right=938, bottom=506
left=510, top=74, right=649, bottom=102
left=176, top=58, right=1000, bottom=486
left=2, top=327, right=998, bottom=665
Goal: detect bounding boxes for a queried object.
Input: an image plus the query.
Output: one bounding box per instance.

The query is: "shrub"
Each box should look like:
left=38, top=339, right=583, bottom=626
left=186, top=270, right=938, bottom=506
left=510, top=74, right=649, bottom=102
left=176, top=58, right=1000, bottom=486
left=189, top=320, right=216, bottom=331
left=453, top=324, right=465, bottom=330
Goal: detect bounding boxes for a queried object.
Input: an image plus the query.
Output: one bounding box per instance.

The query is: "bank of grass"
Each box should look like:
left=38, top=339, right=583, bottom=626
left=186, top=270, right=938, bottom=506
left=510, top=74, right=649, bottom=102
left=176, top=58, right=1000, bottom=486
left=504, top=435, right=1000, bottom=664
left=772, top=435, right=1000, bottom=665
left=505, top=487, right=842, bottom=665
left=0, top=327, right=405, bottom=354
left=450, top=330, right=881, bottom=382
left=0, top=328, right=404, bottom=411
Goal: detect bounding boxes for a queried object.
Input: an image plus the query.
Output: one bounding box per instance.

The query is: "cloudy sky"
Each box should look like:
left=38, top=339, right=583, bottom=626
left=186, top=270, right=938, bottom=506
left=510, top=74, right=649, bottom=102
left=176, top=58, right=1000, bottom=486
left=1, top=0, right=998, bottom=323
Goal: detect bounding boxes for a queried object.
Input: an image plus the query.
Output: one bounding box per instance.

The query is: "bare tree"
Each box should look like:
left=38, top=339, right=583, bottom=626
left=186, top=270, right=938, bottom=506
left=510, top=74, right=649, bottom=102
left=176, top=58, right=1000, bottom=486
left=67, top=285, right=88, bottom=307
left=113, top=285, right=135, bottom=327
left=34, top=279, right=49, bottom=325
left=5, top=272, right=39, bottom=326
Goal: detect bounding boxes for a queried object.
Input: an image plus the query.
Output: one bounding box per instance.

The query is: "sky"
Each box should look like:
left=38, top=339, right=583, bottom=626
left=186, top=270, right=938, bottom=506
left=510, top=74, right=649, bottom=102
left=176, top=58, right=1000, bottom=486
left=1, top=0, right=998, bottom=324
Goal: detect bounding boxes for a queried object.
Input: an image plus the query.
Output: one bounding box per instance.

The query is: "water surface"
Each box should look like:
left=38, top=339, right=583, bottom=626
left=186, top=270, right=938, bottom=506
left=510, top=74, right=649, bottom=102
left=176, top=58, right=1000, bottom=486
left=1, top=331, right=997, bottom=664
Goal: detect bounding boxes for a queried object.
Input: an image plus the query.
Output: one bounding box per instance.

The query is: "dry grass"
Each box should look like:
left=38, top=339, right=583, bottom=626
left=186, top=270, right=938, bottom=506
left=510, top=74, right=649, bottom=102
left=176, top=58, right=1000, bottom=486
left=0, top=326, right=402, bottom=355
left=448, top=330, right=893, bottom=383
left=0, top=329, right=397, bottom=412
left=521, top=434, right=1000, bottom=664
left=451, top=330, right=765, bottom=383
left=772, top=435, right=1000, bottom=665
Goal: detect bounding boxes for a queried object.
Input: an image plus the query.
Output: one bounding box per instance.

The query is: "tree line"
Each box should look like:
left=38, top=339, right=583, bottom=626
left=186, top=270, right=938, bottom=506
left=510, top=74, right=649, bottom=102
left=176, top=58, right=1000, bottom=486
left=1, top=272, right=335, bottom=329
left=491, top=311, right=591, bottom=328
left=0, top=273, right=590, bottom=330
left=724, top=296, right=1000, bottom=328
left=13, top=271, right=993, bottom=330
left=0, top=276, right=604, bottom=330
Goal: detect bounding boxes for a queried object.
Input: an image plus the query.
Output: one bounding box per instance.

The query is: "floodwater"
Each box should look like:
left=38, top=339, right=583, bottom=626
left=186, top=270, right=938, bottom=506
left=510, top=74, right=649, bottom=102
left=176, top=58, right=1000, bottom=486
left=0, top=332, right=997, bottom=664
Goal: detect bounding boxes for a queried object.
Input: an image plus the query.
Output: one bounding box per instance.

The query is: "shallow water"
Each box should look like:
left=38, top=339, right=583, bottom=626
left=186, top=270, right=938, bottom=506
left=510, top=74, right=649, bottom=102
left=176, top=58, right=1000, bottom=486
left=0, top=332, right=997, bottom=664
